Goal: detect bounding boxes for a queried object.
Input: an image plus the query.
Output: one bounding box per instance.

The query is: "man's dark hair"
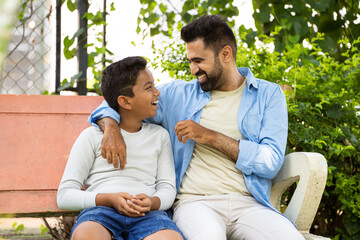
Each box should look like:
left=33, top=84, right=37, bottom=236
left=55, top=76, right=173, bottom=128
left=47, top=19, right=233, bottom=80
left=181, top=15, right=237, bottom=59
left=101, top=56, right=147, bottom=112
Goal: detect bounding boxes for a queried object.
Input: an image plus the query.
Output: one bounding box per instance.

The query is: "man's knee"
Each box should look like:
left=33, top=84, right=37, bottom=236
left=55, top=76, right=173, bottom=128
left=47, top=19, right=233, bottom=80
left=182, top=228, right=226, bottom=240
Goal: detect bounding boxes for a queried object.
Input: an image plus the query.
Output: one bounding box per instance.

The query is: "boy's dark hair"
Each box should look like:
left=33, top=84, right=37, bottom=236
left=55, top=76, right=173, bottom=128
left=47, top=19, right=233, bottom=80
left=101, top=56, right=147, bottom=112
left=181, top=15, right=237, bottom=59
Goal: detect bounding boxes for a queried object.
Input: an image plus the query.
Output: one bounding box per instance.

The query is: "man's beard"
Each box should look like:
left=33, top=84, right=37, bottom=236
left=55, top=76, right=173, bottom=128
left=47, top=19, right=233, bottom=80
left=198, top=58, right=223, bottom=92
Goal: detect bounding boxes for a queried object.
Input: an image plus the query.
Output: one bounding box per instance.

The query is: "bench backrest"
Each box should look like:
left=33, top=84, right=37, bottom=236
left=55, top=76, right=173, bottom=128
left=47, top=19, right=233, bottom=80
left=0, top=95, right=103, bottom=216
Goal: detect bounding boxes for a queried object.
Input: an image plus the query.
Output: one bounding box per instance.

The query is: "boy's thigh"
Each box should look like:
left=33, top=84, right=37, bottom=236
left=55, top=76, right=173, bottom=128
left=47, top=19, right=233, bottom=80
left=72, top=206, right=126, bottom=240
left=128, top=210, right=184, bottom=240
left=173, top=200, right=227, bottom=240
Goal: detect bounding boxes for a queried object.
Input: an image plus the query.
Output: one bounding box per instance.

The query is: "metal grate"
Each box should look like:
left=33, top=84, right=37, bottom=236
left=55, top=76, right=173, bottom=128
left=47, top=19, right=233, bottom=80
left=0, top=0, right=55, bottom=94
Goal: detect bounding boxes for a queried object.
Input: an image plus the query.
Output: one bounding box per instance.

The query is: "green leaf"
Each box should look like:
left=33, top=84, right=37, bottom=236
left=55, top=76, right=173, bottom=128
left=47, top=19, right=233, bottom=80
left=150, top=27, right=160, bottom=36
left=110, top=2, right=115, bottom=11
left=12, top=222, right=17, bottom=229
left=288, top=34, right=300, bottom=44
left=63, top=36, right=75, bottom=48
left=15, top=224, right=24, bottom=233
left=67, top=0, right=76, bottom=12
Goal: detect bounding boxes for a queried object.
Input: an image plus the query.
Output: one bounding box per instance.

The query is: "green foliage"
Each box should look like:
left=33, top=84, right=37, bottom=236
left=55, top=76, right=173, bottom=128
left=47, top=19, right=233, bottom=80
left=238, top=33, right=360, bottom=238
left=12, top=222, right=25, bottom=235
left=58, top=0, right=115, bottom=94
left=40, top=224, right=49, bottom=235
left=251, top=0, right=360, bottom=60
left=137, top=0, right=239, bottom=38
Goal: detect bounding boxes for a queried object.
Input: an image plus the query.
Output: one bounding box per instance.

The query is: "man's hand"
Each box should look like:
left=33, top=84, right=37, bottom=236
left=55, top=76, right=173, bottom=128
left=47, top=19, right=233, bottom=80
left=128, top=194, right=160, bottom=213
left=175, top=119, right=240, bottom=162
left=96, top=192, right=145, bottom=217
left=174, top=120, right=215, bottom=144
left=97, top=117, right=127, bottom=169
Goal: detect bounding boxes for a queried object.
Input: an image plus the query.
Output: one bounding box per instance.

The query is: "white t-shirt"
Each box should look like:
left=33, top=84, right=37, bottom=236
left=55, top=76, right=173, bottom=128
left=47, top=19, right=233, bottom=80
left=57, top=123, right=176, bottom=211
left=177, top=80, right=250, bottom=201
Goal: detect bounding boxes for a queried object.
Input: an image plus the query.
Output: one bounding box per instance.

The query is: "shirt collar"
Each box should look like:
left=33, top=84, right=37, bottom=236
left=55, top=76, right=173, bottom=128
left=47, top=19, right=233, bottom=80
left=238, top=67, right=258, bottom=91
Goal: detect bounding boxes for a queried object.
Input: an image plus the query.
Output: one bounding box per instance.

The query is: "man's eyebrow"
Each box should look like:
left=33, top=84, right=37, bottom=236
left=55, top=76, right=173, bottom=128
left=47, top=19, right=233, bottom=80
left=186, top=57, right=204, bottom=62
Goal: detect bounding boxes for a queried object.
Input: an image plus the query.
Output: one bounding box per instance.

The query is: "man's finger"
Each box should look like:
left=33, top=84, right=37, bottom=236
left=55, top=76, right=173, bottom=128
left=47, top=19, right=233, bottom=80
left=176, top=128, right=189, bottom=143
left=106, top=151, right=112, bottom=165
left=112, top=152, right=119, bottom=168
left=101, top=146, right=107, bottom=160
left=119, top=155, right=125, bottom=169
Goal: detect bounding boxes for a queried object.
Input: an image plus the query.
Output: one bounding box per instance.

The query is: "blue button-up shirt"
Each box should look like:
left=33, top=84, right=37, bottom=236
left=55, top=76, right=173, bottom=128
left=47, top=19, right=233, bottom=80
left=89, top=67, right=288, bottom=216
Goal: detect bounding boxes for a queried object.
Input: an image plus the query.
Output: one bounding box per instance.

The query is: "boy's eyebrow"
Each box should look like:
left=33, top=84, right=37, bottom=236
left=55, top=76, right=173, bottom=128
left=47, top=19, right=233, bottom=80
left=186, top=57, right=204, bottom=62
left=143, top=81, right=153, bottom=87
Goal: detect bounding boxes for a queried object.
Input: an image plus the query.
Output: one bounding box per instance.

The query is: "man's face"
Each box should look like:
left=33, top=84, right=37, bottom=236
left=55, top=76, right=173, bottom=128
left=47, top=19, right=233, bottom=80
left=186, top=38, right=223, bottom=91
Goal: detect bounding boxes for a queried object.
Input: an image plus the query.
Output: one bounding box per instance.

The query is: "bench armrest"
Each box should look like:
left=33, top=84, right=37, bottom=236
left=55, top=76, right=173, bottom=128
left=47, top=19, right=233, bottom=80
left=271, top=152, right=328, bottom=232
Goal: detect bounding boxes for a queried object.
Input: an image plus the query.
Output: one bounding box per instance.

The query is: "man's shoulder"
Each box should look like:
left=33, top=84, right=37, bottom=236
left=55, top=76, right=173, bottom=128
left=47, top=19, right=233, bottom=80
left=256, top=78, right=280, bottom=89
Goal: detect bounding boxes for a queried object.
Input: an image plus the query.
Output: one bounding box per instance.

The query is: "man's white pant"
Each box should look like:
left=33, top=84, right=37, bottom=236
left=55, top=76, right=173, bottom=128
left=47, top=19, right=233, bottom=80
left=173, top=194, right=305, bottom=240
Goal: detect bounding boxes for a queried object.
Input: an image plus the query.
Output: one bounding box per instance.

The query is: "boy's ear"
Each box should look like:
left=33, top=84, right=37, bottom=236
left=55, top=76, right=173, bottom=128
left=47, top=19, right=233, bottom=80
left=117, top=95, right=133, bottom=110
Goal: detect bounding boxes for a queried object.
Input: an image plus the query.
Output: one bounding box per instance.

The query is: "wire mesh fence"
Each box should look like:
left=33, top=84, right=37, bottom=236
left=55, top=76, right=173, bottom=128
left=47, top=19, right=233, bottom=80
left=0, top=0, right=55, bottom=95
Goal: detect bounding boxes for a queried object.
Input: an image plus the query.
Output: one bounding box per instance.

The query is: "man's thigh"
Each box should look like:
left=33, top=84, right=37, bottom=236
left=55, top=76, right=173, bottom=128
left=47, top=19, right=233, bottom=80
left=227, top=196, right=305, bottom=240
left=173, top=199, right=227, bottom=240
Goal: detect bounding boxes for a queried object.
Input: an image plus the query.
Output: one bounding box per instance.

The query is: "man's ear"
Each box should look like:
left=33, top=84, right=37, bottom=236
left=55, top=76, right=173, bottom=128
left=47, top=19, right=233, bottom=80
left=117, top=95, right=133, bottom=110
left=220, top=45, right=233, bottom=63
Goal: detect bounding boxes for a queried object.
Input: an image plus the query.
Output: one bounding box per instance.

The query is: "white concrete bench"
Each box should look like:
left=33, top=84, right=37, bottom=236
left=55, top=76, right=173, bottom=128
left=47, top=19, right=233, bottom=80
left=271, top=152, right=329, bottom=240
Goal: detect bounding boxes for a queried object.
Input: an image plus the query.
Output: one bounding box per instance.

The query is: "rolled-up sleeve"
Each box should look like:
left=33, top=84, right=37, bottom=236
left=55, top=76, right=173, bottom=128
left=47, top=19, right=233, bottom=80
left=88, top=100, right=120, bottom=128
left=236, top=86, right=288, bottom=179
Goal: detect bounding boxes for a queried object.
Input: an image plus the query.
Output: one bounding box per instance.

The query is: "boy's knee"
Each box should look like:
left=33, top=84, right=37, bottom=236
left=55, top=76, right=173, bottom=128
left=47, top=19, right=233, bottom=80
left=71, top=221, right=111, bottom=240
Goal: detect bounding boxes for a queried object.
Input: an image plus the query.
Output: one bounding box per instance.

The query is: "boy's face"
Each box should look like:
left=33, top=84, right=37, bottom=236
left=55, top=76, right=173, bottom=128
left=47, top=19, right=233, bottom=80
left=130, top=68, right=160, bottom=120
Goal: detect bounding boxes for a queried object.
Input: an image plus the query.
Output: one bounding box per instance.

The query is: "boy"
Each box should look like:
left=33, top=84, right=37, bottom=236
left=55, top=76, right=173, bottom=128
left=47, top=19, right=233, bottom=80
left=57, top=56, right=184, bottom=240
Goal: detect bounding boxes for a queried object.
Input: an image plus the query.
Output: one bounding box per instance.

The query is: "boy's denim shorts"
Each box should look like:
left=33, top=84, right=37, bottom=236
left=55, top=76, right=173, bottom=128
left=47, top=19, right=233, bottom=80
left=71, top=206, right=184, bottom=240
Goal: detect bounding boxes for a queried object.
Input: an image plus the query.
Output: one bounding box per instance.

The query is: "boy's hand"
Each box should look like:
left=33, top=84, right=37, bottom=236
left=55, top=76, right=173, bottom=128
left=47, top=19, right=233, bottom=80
left=98, top=118, right=127, bottom=169
left=128, top=194, right=160, bottom=213
left=96, top=192, right=144, bottom=217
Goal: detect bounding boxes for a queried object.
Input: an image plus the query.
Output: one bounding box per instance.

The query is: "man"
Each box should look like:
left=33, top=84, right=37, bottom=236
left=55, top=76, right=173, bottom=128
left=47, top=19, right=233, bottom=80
left=90, top=15, right=304, bottom=239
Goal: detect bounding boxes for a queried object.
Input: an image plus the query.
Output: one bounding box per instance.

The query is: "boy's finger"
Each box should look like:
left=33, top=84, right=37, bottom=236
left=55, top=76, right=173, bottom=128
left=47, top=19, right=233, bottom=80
left=121, top=201, right=141, bottom=215
left=127, top=200, right=144, bottom=211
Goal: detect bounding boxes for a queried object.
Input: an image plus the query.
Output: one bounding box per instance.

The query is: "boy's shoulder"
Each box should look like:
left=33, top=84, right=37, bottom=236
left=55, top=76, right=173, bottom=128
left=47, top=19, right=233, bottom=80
left=143, top=122, right=167, bottom=132
left=77, top=126, right=103, bottom=143
left=142, top=123, right=169, bottom=138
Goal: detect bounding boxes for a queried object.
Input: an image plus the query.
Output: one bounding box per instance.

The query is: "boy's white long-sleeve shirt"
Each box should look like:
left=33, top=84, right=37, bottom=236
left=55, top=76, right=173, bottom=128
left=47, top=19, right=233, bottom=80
left=57, top=123, right=176, bottom=211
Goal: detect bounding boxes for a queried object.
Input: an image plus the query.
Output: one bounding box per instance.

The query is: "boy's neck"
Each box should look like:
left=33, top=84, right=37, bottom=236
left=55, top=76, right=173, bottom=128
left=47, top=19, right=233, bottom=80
left=118, top=113, right=143, bottom=133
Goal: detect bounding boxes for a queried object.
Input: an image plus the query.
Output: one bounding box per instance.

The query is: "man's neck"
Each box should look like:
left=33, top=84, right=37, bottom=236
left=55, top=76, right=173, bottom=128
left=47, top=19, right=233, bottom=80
left=218, top=67, right=245, bottom=91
